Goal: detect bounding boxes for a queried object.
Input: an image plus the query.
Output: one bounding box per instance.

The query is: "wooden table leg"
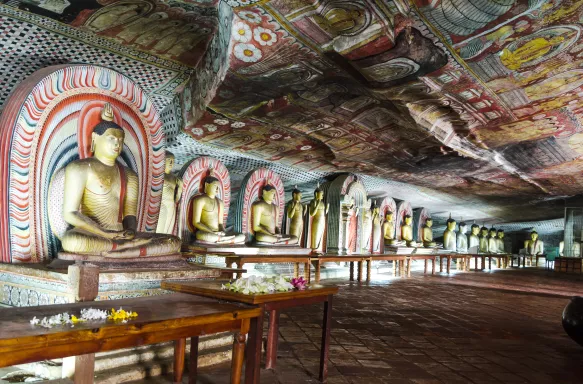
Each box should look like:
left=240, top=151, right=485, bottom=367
left=231, top=332, right=246, bottom=384
left=73, top=353, right=95, bottom=384
left=366, top=259, right=371, bottom=282
left=265, top=310, right=280, bottom=370
left=407, top=258, right=411, bottom=277
left=319, top=295, right=333, bottom=383
left=188, top=337, right=199, bottom=384
left=481, top=256, right=486, bottom=271
left=393, top=260, right=398, bottom=277
left=174, top=338, right=186, bottom=384
left=447, top=257, right=451, bottom=274
left=314, top=261, right=321, bottom=283
left=357, top=261, right=363, bottom=282
left=236, top=261, right=244, bottom=279
left=432, top=258, right=435, bottom=274
left=488, top=257, right=492, bottom=270
left=424, top=259, right=428, bottom=274
left=294, top=263, right=299, bottom=278
left=440, top=256, right=443, bottom=273
left=245, top=310, right=264, bottom=384
left=305, top=262, right=311, bottom=282
left=349, top=261, right=354, bottom=281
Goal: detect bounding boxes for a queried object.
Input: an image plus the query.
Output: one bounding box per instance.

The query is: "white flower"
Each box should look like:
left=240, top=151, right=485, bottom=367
left=300, top=145, right=312, bottom=150
left=238, top=11, right=261, bottom=24
left=270, top=134, right=282, bottom=139
left=232, top=22, right=251, bottom=43
left=203, top=124, right=217, bottom=132
left=253, top=27, right=277, bottom=46
left=30, top=316, right=39, bottom=325
left=191, top=128, right=204, bottom=136
left=234, top=43, right=262, bottom=63
left=214, top=119, right=229, bottom=125
left=232, top=121, right=246, bottom=128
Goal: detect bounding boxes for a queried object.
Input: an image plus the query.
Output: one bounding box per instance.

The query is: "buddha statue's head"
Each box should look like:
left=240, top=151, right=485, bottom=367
left=497, top=229, right=504, bottom=239
left=530, top=231, right=538, bottom=241
left=91, top=105, right=124, bottom=164
left=489, top=228, right=497, bottom=237
left=203, top=174, right=220, bottom=198
left=470, top=224, right=480, bottom=235
left=425, top=218, right=433, bottom=228
left=292, top=187, right=302, bottom=202
left=480, top=226, right=488, bottom=237
left=262, top=184, right=276, bottom=203
left=385, top=211, right=393, bottom=222
left=446, top=218, right=456, bottom=231
left=314, top=185, right=324, bottom=201
left=459, top=222, right=467, bottom=234
left=164, top=151, right=175, bottom=174
left=404, top=214, right=412, bottom=226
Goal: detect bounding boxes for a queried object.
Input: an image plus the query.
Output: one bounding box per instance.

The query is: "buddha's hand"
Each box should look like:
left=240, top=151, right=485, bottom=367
left=111, top=229, right=136, bottom=241
left=214, top=231, right=226, bottom=236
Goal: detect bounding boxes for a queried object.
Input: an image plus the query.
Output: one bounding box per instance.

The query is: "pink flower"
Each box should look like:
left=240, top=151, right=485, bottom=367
left=291, top=277, right=307, bottom=291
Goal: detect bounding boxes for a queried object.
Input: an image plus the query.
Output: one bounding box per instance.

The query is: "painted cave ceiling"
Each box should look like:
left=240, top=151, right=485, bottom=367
left=6, top=0, right=583, bottom=222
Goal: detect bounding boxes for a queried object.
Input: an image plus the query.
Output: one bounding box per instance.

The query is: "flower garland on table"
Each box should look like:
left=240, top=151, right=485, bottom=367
left=30, top=307, right=138, bottom=328
left=221, top=275, right=308, bottom=295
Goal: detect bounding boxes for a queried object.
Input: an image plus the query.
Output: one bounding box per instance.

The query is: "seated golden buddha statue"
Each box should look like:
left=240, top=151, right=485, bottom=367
left=421, top=218, right=437, bottom=248
left=252, top=184, right=298, bottom=245
left=382, top=211, right=396, bottom=246
left=156, top=151, right=183, bottom=235
left=456, top=222, right=468, bottom=253
left=524, top=231, right=543, bottom=256
left=60, top=104, right=181, bottom=258
left=308, top=185, right=329, bottom=250
left=468, top=223, right=480, bottom=253
left=401, top=215, right=417, bottom=247
left=190, top=171, right=245, bottom=245
left=286, top=187, right=306, bottom=241
left=488, top=228, right=498, bottom=254
left=478, top=226, right=489, bottom=253
left=496, top=230, right=505, bottom=253
left=443, top=217, right=457, bottom=251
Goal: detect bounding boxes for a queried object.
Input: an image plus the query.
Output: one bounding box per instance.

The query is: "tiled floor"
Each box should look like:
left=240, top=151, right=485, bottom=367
left=183, top=267, right=583, bottom=384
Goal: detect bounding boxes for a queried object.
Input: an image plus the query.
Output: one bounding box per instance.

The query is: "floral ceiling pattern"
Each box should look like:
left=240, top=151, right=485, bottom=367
left=5, top=0, right=583, bottom=221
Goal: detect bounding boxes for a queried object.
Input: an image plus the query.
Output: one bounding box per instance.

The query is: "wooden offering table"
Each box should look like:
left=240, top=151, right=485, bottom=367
left=408, top=254, right=439, bottom=276
left=224, top=254, right=311, bottom=280
left=162, top=280, right=339, bottom=383
left=485, top=254, right=511, bottom=269
left=370, top=254, right=409, bottom=277
left=311, top=254, right=372, bottom=283
left=0, top=293, right=261, bottom=384
left=438, top=254, right=471, bottom=274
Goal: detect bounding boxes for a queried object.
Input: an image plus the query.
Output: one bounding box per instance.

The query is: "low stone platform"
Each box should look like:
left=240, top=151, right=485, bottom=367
left=184, top=243, right=312, bottom=255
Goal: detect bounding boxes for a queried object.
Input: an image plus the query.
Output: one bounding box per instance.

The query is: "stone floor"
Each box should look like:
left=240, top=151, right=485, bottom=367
left=142, top=266, right=583, bottom=384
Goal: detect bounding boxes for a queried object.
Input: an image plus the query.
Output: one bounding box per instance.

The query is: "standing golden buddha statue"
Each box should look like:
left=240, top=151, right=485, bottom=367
left=361, top=200, right=373, bottom=252
left=156, top=152, right=183, bottom=235
left=252, top=184, right=298, bottom=245
left=308, top=184, right=329, bottom=250
left=190, top=170, right=245, bottom=245
left=60, top=103, right=181, bottom=258
left=382, top=211, right=396, bottom=246
left=371, top=202, right=382, bottom=253
left=286, top=186, right=307, bottom=241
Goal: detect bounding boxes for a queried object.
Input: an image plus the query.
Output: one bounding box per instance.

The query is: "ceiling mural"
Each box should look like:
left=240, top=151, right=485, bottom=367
left=5, top=0, right=583, bottom=222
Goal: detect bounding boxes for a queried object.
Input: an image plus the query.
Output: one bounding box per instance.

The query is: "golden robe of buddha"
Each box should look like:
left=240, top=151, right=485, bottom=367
left=401, top=215, right=416, bottom=247
left=156, top=152, right=183, bottom=235
left=252, top=185, right=298, bottom=245
left=286, top=187, right=306, bottom=241
left=500, top=36, right=564, bottom=71
left=60, top=104, right=181, bottom=258
left=308, top=186, right=328, bottom=250
left=190, top=172, right=245, bottom=245
left=383, top=211, right=395, bottom=246
left=422, top=218, right=437, bottom=248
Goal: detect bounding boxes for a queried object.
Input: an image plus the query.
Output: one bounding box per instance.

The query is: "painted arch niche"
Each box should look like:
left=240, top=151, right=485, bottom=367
left=0, top=65, right=165, bottom=263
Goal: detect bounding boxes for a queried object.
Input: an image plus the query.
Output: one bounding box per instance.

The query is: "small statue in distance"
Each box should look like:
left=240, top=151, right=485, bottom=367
left=488, top=227, right=498, bottom=253
left=468, top=223, right=480, bottom=253
left=286, top=186, right=306, bottom=241
left=382, top=210, right=396, bottom=246
left=361, top=200, right=373, bottom=252
left=422, top=218, right=436, bottom=248
left=443, top=216, right=457, bottom=251
left=371, top=202, right=382, bottom=253
left=479, top=226, right=489, bottom=253
left=524, top=230, right=543, bottom=256
left=156, top=151, right=183, bottom=235
left=252, top=183, right=298, bottom=245
left=308, top=184, right=329, bottom=250
left=456, top=221, right=468, bottom=253
left=496, top=229, right=505, bottom=253
left=190, top=170, right=245, bottom=245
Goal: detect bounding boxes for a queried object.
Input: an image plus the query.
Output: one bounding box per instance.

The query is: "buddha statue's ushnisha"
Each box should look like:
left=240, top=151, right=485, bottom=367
left=456, top=222, right=468, bottom=253
left=524, top=231, right=543, bottom=256
left=286, top=186, right=306, bottom=241
left=252, top=183, right=298, bottom=245
left=371, top=203, right=382, bottom=252
left=60, top=103, right=181, bottom=258
left=479, top=226, right=489, bottom=253
left=190, top=170, right=245, bottom=244
left=488, top=228, right=498, bottom=253
left=382, top=211, right=395, bottom=246
left=401, top=215, right=416, bottom=247
left=156, top=151, right=183, bottom=235
left=308, top=185, right=328, bottom=250
left=468, top=223, right=480, bottom=253
left=422, top=218, right=436, bottom=248
left=443, top=217, right=457, bottom=251
left=496, top=229, right=505, bottom=253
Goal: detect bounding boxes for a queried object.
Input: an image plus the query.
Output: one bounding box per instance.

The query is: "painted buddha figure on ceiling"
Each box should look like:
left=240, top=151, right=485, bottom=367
left=191, top=171, right=245, bottom=245
left=252, top=184, right=298, bottom=245
left=286, top=187, right=306, bottom=241
left=468, top=223, right=480, bottom=253
left=60, top=104, right=181, bottom=258
left=456, top=222, right=468, bottom=253
left=401, top=215, right=417, bottom=247
left=443, top=217, right=457, bottom=251
left=156, top=151, right=183, bottom=235
left=500, top=35, right=565, bottom=71
left=382, top=211, right=395, bottom=246
left=308, top=185, right=329, bottom=250
left=422, top=218, right=436, bottom=248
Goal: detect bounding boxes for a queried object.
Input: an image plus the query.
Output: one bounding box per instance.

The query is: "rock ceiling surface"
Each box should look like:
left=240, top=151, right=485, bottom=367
left=6, top=0, right=583, bottom=222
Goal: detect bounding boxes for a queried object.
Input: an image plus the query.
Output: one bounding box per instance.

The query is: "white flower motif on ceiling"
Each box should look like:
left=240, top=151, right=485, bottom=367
left=234, top=43, right=262, bottom=63
left=300, top=145, right=312, bottom=150
left=191, top=128, right=203, bottom=136
left=253, top=26, right=277, bottom=46
left=270, top=134, right=282, bottom=139
left=238, top=11, right=261, bottom=24
left=214, top=119, right=230, bottom=125
left=232, top=121, right=246, bottom=128
left=232, top=21, right=251, bottom=43
left=203, top=124, right=217, bottom=132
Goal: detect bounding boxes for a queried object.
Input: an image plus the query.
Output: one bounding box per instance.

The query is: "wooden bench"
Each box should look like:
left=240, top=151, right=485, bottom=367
left=370, top=254, right=409, bottom=277
left=224, top=255, right=312, bottom=280
left=310, top=254, right=372, bottom=283
left=0, top=293, right=261, bottom=384
left=438, top=254, right=472, bottom=273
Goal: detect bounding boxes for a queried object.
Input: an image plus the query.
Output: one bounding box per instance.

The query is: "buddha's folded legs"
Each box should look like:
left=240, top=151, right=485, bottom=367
left=196, top=231, right=246, bottom=244
left=101, top=233, right=181, bottom=258
left=61, top=229, right=114, bottom=255
left=255, top=233, right=298, bottom=244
